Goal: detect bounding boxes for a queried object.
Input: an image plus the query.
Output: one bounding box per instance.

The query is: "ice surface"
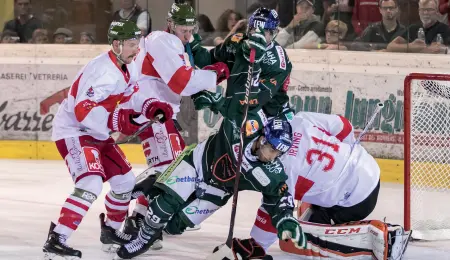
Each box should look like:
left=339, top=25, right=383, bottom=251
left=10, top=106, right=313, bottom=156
left=1, top=159, right=449, bottom=259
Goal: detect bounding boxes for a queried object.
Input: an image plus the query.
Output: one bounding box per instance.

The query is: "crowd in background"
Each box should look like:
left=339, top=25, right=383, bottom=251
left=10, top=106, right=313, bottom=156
left=1, top=0, right=449, bottom=54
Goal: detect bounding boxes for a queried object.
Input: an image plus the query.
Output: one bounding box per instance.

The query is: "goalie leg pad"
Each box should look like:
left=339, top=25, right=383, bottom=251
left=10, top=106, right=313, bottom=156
left=279, top=220, right=411, bottom=260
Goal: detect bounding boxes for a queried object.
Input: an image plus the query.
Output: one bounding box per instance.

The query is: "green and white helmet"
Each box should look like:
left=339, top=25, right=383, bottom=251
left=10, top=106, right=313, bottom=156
left=107, top=19, right=142, bottom=45
left=167, top=2, right=197, bottom=26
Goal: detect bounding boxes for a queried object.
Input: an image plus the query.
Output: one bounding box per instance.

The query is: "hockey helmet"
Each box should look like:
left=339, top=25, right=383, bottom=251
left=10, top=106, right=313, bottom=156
left=167, top=1, right=197, bottom=26
left=107, top=19, right=142, bottom=45
left=247, top=7, right=280, bottom=33
left=263, top=118, right=293, bottom=154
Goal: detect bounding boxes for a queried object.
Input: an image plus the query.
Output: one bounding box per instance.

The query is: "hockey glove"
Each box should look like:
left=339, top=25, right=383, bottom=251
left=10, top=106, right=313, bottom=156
left=108, top=109, right=142, bottom=136
left=276, top=216, right=307, bottom=249
left=189, top=33, right=203, bottom=52
left=191, top=90, right=225, bottom=114
left=242, top=27, right=267, bottom=63
left=142, top=98, right=174, bottom=123
left=202, top=62, right=230, bottom=85
left=207, top=238, right=268, bottom=260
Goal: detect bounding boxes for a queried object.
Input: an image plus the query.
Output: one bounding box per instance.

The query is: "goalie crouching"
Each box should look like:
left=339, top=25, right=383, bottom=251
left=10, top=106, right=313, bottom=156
left=214, top=111, right=412, bottom=260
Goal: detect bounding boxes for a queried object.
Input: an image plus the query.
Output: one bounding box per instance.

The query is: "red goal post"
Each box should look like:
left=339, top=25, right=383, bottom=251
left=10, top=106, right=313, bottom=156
left=404, top=73, right=450, bottom=241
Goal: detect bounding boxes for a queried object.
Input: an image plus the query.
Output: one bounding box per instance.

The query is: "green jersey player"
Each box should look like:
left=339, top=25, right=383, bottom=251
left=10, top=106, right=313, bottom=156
left=115, top=106, right=307, bottom=259
left=192, top=7, right=292, bottom=119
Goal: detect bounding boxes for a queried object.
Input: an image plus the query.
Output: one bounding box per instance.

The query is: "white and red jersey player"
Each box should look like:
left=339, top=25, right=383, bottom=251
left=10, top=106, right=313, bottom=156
left=251, top=111, right=381, bottom=251
left=46, top=20, right=174, bottom=256
left=128, top=29, right=229, bottom=218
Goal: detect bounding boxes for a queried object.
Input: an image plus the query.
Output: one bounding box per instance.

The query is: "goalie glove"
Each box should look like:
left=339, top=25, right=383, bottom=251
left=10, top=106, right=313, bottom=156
left=207, top=238, right=269, bottom=260
left=276, top=216, right=307, bottom=249
left=191, top=90, right=225, bottom=114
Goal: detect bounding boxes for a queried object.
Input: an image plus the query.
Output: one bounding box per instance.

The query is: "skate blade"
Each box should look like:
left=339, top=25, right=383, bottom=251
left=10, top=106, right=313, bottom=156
left=101, top=243, right=120, bottom=253
left=43, top=252, right=80, bottom=260
left=186, top=225, right=201, bottom=231
left=150, top=239, right=163, bottom=250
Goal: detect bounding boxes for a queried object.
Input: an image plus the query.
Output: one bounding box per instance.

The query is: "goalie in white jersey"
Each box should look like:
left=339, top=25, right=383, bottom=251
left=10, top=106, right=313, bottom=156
left=42, top=20, right=174, bottom=259
left=222, top=111, right=410, bottom=260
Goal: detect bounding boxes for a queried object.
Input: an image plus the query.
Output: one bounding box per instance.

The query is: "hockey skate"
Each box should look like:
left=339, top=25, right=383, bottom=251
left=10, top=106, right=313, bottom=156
left=115, top=230, right=163, bottom=259
left=123, top=213, right=163, bottom=250
left=99, top=213, right=133, bottom=253
left=43, top=222, right=82, bottom=260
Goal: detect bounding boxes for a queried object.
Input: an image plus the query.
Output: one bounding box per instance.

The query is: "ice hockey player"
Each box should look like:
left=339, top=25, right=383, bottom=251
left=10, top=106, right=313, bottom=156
left=213, top=111, right=411, bottom=260
left=114, top=107, right=308, bottom=259
left=124, top=1, right=230, bottom=233
left=191, top=7, right=292, bottom=119
left=42, top=20, right=174, bottom=259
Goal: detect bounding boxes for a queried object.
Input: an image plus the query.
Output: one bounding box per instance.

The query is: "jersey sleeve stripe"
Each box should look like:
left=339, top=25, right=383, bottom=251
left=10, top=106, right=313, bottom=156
left=70, top=74, right=83, bottom=98
left=167, top=66, right=194, bottom=94
left=335, top=116, right=352, bottom=142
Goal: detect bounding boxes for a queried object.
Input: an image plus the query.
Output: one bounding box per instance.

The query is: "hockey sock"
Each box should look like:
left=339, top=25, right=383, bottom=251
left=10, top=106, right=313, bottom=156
left=141, top=193, right=181, bottom=240
left=104, top=190, right=132, bottom=229
left=54, top=187, right=98, bottom=237
left=133, top=195, right=149, bottom=216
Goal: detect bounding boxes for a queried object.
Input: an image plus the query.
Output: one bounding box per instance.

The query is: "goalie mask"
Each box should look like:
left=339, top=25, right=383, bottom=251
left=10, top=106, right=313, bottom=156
left=247, top=7, right=280, bottom=42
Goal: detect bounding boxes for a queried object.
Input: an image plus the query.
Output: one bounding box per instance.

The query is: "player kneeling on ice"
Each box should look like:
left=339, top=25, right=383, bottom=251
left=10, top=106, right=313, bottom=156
left=42, top=20, right=174, bottom=259
left=218, top=111, right=412, bottom=260
left=114, top=114, right=307, bottom=259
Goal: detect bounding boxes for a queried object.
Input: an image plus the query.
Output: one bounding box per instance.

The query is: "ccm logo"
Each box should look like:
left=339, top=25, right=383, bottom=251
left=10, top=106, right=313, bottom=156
left=325, top=227, right=361, bottom=235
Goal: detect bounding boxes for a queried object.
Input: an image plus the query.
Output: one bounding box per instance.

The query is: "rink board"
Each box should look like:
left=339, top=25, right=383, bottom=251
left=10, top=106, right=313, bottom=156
left=0, top=139, right=406, bottom=185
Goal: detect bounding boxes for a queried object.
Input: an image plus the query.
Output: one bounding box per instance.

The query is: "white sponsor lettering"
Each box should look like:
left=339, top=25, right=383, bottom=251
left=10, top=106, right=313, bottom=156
left=252, top=167, right=271, bottom=186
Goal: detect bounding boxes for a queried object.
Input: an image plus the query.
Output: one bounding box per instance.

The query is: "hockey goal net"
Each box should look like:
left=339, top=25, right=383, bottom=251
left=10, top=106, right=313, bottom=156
left=404, top=73, right=450, bottom=240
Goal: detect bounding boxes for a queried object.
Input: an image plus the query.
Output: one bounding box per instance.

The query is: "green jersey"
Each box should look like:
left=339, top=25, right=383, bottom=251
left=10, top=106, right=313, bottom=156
left=199, top=107, right=293, bottom=225
left=192, top=33, right=292, bottom=118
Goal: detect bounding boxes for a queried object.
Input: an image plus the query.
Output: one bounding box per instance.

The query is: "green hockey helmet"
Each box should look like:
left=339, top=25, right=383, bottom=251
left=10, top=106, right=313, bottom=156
left=107, top=19, right=142, bottom=45
left=167, top=2, right=197, bottom=26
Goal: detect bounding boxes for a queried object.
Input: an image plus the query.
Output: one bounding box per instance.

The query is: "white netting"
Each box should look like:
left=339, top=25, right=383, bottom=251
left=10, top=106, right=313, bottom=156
left=409, top=76, right=450, bottom=240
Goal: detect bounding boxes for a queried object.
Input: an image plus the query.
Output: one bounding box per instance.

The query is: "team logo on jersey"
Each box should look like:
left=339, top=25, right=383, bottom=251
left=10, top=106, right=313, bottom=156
left=231, top=33, right=243, bottom=43
left=263, top=160, right=283, bottom=174
left=86, top=87, right=94, bottom=97
left=83, top=147, right=104, bottom=173
left=245, top=120, right=259, bottom=136
left=262, top=51, right=277, bottom=66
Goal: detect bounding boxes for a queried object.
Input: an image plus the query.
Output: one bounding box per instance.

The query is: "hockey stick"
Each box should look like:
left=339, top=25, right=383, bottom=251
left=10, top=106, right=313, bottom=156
left=352, top=102, right=384, bottom=148
left=114, top=114, right=163, bottom=145
left=226, top=48, right=256, bottom=247
left=88, top=114, right=163, bottom=145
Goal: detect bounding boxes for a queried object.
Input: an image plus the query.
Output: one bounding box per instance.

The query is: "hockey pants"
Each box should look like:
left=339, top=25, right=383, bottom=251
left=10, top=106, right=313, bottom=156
left=140, top=141, right=232, bottom=239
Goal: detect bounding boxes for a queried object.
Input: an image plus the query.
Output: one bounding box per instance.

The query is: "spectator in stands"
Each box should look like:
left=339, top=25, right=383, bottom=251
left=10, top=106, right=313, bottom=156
left=213, top=9, right=245, bottom=45
left=301, top=19, right=350, bottom=49
left=276, top=0, right=325, bottom=48
left=351, top=0, right=406, bottom=51
left=1, top=30, right=20, bottom=43
left=53, top=28, right=73, bottom=44
left=323, top=0, right=355, bottom=39
left=439, top=0, right=450, bottom=24
left=387, top=0, right=450, bottom=53
left=112, top=0, right=151, bottom=36
left=197, top=14, right=215, bottom=46
left=80, top=31, right=95, bottom=44
left=352, top=0, right=382, bottom=36
left=3, top=0, right=43, bottom=43
left=30, top=28, right=49, bottom=44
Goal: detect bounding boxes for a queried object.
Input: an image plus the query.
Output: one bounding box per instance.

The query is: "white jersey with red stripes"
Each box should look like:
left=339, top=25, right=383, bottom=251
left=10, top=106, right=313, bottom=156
left=133, top=31, right=216, bottom=116
left=52, top=51, right=147, bottom=141
left=284, top=112, right=380, bottom=208
left=250, top=112, right=380, bottom=251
